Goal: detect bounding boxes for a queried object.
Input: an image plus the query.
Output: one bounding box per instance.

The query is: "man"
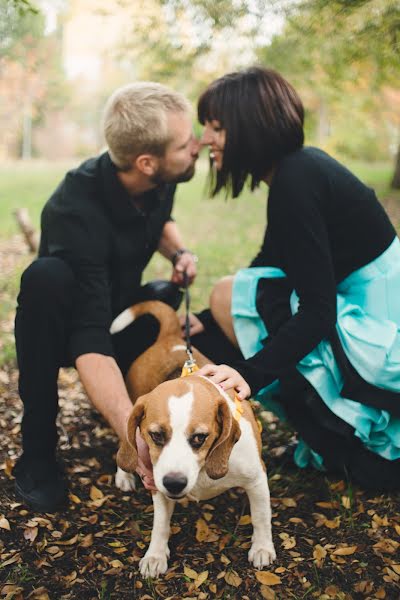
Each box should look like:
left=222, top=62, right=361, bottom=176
left=13, top=82, right=199, bottom=512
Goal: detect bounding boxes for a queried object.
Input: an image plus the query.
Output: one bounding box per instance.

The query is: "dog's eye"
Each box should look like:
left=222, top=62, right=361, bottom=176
left=149, top=431, right=165, bottom=446
left=189, top=433, right=208, bottom=449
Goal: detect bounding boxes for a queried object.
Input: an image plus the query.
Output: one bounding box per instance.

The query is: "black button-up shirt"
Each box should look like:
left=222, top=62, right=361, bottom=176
left=39, top=152, right=175, bottom=362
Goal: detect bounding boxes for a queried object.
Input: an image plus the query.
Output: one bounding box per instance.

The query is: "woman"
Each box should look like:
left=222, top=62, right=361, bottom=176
left=190, top=66, right=400, bottom=490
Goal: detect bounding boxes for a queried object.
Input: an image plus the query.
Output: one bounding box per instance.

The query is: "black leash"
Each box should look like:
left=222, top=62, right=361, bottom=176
left=183, top=270, right=195, bottom=366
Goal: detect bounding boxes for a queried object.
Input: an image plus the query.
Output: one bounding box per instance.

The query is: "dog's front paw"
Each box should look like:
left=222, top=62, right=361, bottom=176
left=115, top=467, right=136, bottom=492
left=248, top=542, right=276, bottom=569
left=139, top=551, right=169, bottom=578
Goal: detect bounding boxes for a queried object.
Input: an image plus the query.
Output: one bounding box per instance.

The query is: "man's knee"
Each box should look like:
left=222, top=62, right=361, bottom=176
left=19, top=257, right=75, bottom=303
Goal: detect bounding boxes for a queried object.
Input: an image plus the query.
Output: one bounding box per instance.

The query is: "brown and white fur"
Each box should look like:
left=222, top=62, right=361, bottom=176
left=110, top=301, right=276, bottom=577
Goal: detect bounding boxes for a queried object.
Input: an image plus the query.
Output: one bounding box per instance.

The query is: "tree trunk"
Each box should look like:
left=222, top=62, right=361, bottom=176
left=391, top=142, right=400, bottom=190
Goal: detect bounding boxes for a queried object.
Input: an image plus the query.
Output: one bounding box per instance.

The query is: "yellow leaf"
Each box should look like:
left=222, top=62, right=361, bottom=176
left=325, top=585, right=340, bottom=596
left=220, top=554, right=231, bottom=565
left=224, top=571, right=242, bottom=587
left=110, top=559, right=124, bottom=568
left=184, top=565, right=198, bottom=580
left=281, top=497, right=297, bottom=508
left=69, top=493, right=81, bottom=504
left=391, top=564, right=400, bottom=575
left=324, top=517, right=340, bottom=529
left=196, top=518, right=209, bottom=542
left=0, top=517, right=10, bottom=530
left=209, top=583, right=217, bottom=593
left=375, top=588, right=386, bottom=598
left=260, top=585, right=276, bottom=600
left=341, top=496, right=351, bottom=509
left=239, top=515, right=252, bottom=525
left=194, top=570, right=209, bottom=588
left=275, top=567, right=286, bottom=574
left=282, top=536, right=296, bottom=550
left=313, top=545, right=327, bottom=561
left=255, top=572, right=282, bottom=586
left=333, top=545, right=357, bottom=556
left=316, top=501, right=338, bottom=509
left=90, top=485, right=104, bottom=501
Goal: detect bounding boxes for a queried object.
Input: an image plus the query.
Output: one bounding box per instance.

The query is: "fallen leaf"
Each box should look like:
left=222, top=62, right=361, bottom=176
left=224, top=571, right=242, bottom=587
left=89, top=485, right=104, bottom=501
left=333, top=545, right=357, bottom=556
left=194, top=570, right=208, bottom=588
left=184, top=566, right=198, bottom=580
left=239, top=515, right=252, bottom=525
left=255, top=572, right=282, bottom=586
left=0, top=517, right=10, bottom=531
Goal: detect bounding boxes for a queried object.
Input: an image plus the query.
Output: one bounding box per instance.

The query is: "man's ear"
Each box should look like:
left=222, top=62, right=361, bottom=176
left=135, top=154, right=159, bottom=177
left=116, top=396, right=147, bottom=473
left=205, top=397, right=241, bottom=480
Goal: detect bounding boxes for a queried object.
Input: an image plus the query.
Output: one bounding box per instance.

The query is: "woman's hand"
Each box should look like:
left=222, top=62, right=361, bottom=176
left=135, top=428, right=157, bottom=491
left=179, top=312, right=205, bottom=336
left=196, top=363, right=251, bottom=400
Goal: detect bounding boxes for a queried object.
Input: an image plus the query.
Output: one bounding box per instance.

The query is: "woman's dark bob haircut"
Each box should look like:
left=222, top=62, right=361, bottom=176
left=198, top=66, right=304, bottom=198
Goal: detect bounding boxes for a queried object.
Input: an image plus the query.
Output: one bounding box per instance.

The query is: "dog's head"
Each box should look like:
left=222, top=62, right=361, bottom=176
left=117, top=375, right=241, bottom=498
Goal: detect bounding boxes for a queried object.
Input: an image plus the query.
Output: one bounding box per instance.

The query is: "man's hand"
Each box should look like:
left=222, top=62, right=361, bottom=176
left=171, top=251, right=197, bottom=286
left=196, top=363, right=251, bottom=400
left=135, top=428, right=157, bottom=491
left=179, top=312, right=205, bottom=337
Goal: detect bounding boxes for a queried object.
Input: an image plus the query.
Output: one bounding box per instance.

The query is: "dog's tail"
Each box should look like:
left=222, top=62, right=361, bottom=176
left=110, top=300, right=181, bottom=339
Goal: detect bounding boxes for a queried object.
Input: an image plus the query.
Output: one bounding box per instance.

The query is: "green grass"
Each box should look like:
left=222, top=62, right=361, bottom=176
left=0, top=157, right=399, bottom=365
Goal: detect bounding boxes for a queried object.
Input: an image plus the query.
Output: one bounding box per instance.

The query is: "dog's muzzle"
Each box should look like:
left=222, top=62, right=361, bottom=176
left=162, top=472, right=188, bottom=497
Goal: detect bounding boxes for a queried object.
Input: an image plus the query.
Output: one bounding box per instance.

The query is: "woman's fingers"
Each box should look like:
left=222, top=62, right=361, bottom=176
left=196, top=364, right=251, bottom=399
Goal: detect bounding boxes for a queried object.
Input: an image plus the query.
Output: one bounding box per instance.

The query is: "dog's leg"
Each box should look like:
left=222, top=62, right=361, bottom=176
left=245, top=474, right=276, bottom=568
left=139, top=492, right=175, bottom=578
left=115, top=466, right=136, bottom=492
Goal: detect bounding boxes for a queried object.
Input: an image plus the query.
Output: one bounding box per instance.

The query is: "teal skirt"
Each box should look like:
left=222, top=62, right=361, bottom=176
left=232, top=237, right=400, bottom=469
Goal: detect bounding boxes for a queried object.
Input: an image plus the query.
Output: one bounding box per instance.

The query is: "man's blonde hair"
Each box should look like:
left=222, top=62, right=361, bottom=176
left=102, top=82, right=191, bottom=170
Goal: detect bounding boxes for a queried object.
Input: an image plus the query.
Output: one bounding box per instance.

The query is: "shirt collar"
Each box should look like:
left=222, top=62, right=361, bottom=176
left=99, top=152, right=163, bottom=224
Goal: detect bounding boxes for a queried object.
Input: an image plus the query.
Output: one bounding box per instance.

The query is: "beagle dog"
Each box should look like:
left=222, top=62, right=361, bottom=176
left=110, top=301, right=276, bottom=578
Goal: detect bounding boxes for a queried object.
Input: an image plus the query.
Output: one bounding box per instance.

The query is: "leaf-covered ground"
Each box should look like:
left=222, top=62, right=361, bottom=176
left=1, top=236, right=400, bottom=600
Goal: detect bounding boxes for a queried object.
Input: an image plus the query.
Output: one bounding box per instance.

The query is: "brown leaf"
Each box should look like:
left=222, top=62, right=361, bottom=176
left=325, top=585, right=340, bottom=597
left=80, top=534, right=93, bottom=548
left=373, top=539, right=399, bottom=554
left=282, top=536, right=296, bottom=550
left=194, top=570, right=208, bottom=588
left=23, top=527, right=38, bottom=543
left=0, top=517, right=10, bottom=531
left=260, top=586, right=276, bottom=600
left=315, top=501, right=339, bottom=509
left=69, top=493, right=81, bottom=504
left=89, top=485, right=104, bottom=501
left=184, top=565, right=198, bottom=580
left=313, top=544, right=327, bottom=566
left=324, top=517, right=340, bottom=529
left=239, top=515, right=252, bottom=525
left=281, top=497, right=297, bottom=508
left=332, top=545, right=357, bottom=556
left=255, top=572, right=282, bottom=586
left=224, top=571, right=242, bottom=587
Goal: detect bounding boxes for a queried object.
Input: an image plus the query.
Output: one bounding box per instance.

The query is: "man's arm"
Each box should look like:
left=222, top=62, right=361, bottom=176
left=76, top=353, right=156, bottom=490
left=157, top=220, right=197, bottom=285
left=75, top=353, right=132, bottom=442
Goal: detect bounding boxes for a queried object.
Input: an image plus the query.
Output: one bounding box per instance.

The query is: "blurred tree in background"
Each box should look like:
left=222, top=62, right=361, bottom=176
left=0, top=0, right=398, bottom=186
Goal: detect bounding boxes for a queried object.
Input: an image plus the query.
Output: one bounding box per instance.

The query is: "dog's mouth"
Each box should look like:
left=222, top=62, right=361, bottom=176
left=166, top=492, right=186, bottom=499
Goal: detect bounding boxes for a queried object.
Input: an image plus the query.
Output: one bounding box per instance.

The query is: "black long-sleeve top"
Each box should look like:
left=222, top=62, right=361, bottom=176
left=39, top=152, right=175, bottom=362
left=234, top=147, right=396, bottom=395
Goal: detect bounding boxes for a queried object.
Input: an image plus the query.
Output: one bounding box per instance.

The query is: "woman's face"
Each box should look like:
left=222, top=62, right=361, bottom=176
left=200, top=120, right=226, bottom=170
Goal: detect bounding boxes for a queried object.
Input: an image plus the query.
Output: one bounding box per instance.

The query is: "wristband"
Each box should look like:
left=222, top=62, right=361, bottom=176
left=171, top=248, right=198, bottom=266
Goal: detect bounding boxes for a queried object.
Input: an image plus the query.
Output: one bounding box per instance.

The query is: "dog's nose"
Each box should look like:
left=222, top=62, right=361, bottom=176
left=163, top=472, right=188, bottom=495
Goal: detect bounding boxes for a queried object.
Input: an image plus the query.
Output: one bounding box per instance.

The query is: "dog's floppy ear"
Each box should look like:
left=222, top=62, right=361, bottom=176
left=116, top=397, right=146, bottom=473
left=205, top=397, right=241, bottom=480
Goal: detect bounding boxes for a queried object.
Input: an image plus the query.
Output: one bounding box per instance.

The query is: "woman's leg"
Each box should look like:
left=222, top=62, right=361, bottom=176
left=209, top=276, right=239, bottom=348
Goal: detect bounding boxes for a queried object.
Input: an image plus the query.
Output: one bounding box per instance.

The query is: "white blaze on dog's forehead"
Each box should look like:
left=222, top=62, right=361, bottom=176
left=109, top=308, right=134, bottom=334
left=168, top=388, right=194, bottom=430
left=171, top=344, right=186, bottom=352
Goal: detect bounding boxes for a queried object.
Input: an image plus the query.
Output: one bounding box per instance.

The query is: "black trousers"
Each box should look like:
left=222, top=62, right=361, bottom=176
left=15, top=257, right=160, bottom=461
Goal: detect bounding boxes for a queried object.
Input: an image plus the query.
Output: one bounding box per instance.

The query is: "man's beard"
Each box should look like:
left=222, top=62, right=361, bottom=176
left=151, top=162, right=196, bottom=185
